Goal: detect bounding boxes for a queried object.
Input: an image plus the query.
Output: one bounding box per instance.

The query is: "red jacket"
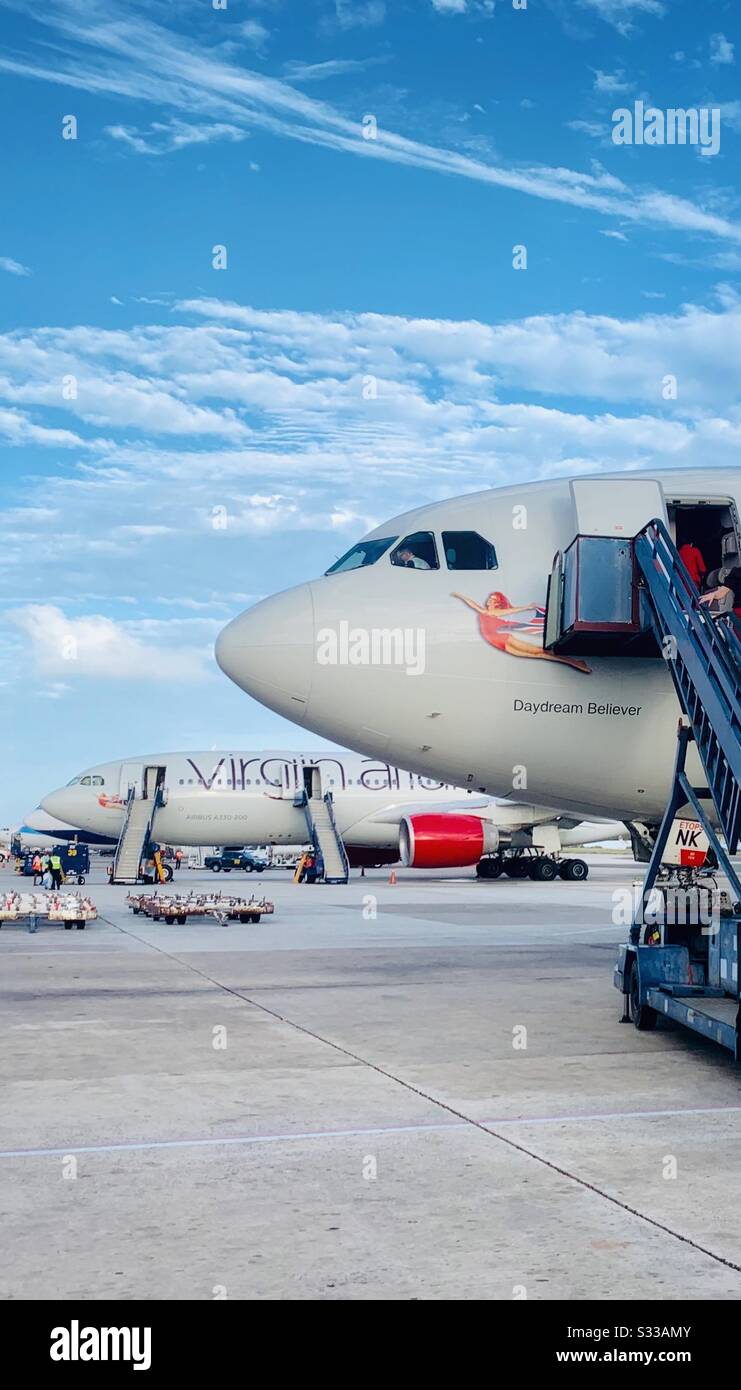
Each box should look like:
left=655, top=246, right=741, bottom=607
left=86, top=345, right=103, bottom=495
left=679, top=543, right=706, bottom=588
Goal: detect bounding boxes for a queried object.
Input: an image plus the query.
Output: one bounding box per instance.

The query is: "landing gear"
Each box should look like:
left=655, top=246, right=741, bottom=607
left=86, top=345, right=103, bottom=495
left=559, top=858, right=589, bottom=882
left=476, top=851, right=590, bottom=882
left=528, top=856, right=558, bottom=882
left=503, top=857, right=531, bottom=878
left=476, top=856, right=503, bottom=879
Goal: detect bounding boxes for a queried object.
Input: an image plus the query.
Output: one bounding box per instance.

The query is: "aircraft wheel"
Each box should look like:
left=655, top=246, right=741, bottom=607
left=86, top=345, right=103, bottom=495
left=476, top=856, right=503, bottom=879
left=629, top=970, right=657, bottom=1030
left=64, top=923, right=72, bottom=930
left=504, top=858, right=530, bottom=879
left=77, top=875, right=85, bottom=885
left=75, top=922, right=85, bottom=930
left=561, top=858, right=589, bottom=881
left=530, top=857, right=558, bottom=882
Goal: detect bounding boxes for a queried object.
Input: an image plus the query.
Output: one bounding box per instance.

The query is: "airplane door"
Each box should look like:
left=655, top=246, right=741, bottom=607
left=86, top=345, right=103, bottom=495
left=570, top=478, right=668, bottom=538
left=119, top=762, right=142, bottom=799
left=303, top=766, right=322, bottom=799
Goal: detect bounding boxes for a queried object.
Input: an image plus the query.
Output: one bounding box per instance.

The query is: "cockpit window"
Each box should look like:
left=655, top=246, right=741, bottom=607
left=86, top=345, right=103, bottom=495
left=390, top=532, right=439, bottom=570
left=325, top=537, right=397, bottom=574
left=92, top=776, right=105, bottom=786
left=66, top=776, right=81, bottom=786
left=442, top=531, right=498, bottom=571
left=80, top=776, right=91, bottom=786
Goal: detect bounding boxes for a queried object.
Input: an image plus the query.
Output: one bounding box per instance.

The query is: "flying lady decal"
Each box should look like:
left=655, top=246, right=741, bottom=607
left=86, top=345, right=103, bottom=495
left=452, top=591, right=591, bottom=674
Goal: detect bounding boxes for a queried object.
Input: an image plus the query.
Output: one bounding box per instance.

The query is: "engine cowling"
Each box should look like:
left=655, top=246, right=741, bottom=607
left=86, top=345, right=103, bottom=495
left=399, top=814, right=501, bottom=869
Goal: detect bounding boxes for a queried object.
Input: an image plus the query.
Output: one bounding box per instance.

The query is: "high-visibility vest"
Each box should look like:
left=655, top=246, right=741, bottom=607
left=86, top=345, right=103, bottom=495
left=50, top=855, right=62, bottom=870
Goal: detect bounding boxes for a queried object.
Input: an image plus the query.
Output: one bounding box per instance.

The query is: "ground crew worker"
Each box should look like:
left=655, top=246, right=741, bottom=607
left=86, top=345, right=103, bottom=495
left=49, top=852, right=64, bottom=889
left=175, top=848, right=183, bottom=870
left=32, top=852, right=42, bottom=884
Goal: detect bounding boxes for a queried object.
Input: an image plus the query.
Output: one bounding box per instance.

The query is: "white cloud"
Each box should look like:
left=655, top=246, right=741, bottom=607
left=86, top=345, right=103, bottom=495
left=567, top=119, right=609, bottom=140
left=330, top=0, right=386, bottom=30
left=282, top=57, right=388, bottom=82
left=578, top=0, right=666, bottom=34
left=593, top=70, right=632, bottom=93
left=710, top=34, right=735, bottom=66
left=0, top=256, right=31, bottom=277
left=0, top=0, right=737, bottom=244
left=106, top=120, right=249, bottom=155
left=4, top=294, right=741, bottom=653
left=6, top=606, right=210, bottom=681
left=238, top=20, right=270, bottom=51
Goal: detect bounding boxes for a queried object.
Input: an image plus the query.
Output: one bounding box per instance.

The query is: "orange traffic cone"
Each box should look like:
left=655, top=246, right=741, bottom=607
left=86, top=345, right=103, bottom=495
left=389, top=869, right=397, bottom=885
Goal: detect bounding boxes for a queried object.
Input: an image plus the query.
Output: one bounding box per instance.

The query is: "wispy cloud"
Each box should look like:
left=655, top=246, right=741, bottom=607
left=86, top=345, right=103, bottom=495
left=106, top=119, right=250, bottom=155
left=592, top=69, right=632, bottom=93
left=710, top=33, right=735, bottom=67
left=6, top=605, right=211, bottom=681
left=3, top=291, right=741, bottom=697
left=0, top=0, right=738, bottom=243
left=326, top=0, right=387, bottom=31
left=0, top=256, right=31, bottom=277
left=577, top=0, right=666, bottom=34
left=282, top=56, right=389, bottom=82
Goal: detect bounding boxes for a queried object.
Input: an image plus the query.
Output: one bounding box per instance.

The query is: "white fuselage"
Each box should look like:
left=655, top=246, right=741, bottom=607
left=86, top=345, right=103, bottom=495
left=41, top=749, right=623, bottom=855
left=215, top=468, right=741, bottom=823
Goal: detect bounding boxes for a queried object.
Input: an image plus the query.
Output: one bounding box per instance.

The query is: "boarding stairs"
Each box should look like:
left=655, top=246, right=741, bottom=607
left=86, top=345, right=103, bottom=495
left=544, top=478, right=741, bottom=1057
left=295, top=767, right=349, bottom=884
left=634, top=520, right=741, bottom=854
left=111, top=766, right=166, bottom=885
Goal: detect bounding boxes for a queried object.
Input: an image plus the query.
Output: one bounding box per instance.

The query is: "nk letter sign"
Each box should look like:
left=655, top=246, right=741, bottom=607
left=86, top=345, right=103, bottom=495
left=663, top=819, right=710, bottom=868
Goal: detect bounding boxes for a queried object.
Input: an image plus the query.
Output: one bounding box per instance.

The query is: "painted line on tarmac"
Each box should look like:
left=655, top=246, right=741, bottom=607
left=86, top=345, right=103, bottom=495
left=0, top=1120, right=462, bottom=1159
left=4, top=1104, right=741, bottom=1162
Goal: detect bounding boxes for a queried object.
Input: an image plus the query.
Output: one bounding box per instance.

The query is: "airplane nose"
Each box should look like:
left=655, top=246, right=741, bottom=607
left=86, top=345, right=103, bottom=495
left=215, top=583, right=315, bottom=721
left=40, top=789, right=73, bottom=821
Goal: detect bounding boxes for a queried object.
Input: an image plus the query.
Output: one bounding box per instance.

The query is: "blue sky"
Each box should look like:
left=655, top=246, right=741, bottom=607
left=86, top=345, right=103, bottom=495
left=0, top=0, right=740, bottom=820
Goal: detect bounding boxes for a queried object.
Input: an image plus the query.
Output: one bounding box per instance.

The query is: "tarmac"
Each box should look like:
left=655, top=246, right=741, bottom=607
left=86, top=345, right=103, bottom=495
left=2, top=854, right=741, bottom=1301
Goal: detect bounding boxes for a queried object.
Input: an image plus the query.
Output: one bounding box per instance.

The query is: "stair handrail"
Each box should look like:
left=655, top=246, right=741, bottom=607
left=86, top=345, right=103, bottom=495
left=635, top=517, right=741, bottom=849
left=636, top=519, right=741, bottom=708
left=112, top=785, right=137, bottom=878
left=323, top=791, right=350, bottom=881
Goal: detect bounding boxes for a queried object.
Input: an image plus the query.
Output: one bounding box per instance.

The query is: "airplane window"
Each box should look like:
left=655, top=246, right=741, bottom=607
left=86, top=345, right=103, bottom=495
left=390, top=532, right=439, bottom=570
left=179, top=779, right=184, bottom=785
left=325, top=537, right=397, bottom=574
left=66, top=776, right=81, bottom=786
left=442, top=531, right=498, bottom=570
left=91, top=776, right=105, bottom=786
left=80, top=776, right=91, bottom=786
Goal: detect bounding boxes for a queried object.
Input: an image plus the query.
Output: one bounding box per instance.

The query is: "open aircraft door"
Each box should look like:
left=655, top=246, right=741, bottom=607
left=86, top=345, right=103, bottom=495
left=568, top=477, right=668, bottom=538
left=119, top=762, right=143, bottom=800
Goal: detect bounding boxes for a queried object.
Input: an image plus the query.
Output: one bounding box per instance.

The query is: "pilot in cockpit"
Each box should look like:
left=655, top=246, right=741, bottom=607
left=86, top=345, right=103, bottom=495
left=394, top=546, right=430, bottom=570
